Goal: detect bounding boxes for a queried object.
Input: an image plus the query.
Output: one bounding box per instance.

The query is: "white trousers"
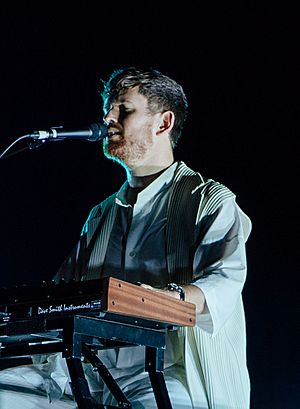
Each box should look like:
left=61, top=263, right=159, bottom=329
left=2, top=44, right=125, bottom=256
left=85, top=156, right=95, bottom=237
left=0, top=364, right=193, bottom=409
left=102, top=365, right=193, bottom=409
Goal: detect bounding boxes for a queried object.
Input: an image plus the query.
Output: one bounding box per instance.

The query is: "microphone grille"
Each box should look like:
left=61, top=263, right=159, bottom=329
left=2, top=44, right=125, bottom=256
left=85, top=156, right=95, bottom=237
left=89, top=123, right=108, bottom=141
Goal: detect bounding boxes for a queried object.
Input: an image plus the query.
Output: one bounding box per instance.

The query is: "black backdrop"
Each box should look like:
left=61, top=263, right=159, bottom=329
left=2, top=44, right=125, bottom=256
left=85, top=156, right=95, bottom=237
left=0, top=4, right=298, bottom=408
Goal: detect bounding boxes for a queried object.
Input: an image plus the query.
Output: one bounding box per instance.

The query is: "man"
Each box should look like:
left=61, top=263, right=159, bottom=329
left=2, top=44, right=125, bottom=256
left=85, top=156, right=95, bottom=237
left=56, top=67, right=252, bottom=408
left=0, top=67, right=251, bottom=408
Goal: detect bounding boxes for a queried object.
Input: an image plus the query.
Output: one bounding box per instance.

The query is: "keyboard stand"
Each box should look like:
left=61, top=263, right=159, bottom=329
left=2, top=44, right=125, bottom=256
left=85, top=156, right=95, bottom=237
left=0, top=313, right=174, bottom=409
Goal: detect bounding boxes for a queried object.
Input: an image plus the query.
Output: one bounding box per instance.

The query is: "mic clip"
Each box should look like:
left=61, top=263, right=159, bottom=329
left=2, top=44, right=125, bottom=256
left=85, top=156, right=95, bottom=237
left=27, top=139, right=47, bottom=150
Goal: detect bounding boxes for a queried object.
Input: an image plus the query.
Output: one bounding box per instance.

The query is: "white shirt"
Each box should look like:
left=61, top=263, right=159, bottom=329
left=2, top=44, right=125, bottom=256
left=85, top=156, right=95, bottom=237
left=104, top=162, right=250, bottom=336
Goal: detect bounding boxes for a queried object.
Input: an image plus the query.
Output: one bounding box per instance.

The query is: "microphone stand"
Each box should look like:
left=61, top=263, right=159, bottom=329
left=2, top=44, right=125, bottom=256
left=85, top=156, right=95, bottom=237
left=0, top=123, right=107, bottom=160
left=0, top=135, right=47, bottom=161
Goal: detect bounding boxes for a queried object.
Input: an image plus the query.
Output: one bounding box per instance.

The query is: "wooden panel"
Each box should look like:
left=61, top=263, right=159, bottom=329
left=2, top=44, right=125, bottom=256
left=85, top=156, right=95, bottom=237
left=105, top=277, right=196, bottom=327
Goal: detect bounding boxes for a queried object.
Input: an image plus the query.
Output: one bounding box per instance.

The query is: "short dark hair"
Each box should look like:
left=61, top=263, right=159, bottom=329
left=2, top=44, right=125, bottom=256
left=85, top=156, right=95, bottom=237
left=101, top=67, right=188, bottom=147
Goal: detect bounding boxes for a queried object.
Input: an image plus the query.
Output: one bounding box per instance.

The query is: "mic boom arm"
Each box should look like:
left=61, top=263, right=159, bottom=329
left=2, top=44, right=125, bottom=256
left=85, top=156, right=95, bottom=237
left=0, top=123, right=108, bottom=160
left=28, top=123, right=108, bottom=142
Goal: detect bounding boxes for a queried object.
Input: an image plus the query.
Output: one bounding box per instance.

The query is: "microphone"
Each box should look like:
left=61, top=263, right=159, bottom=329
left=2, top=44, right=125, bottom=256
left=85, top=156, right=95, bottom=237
left=27, top=123, right=108, bottom=142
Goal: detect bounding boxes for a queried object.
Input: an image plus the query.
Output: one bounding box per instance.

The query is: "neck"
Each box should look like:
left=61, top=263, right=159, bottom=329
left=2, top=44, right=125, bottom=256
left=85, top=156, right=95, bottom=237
left=125, top=136, right=174, bottom=188
left=127, top=160, right=174, bottom=188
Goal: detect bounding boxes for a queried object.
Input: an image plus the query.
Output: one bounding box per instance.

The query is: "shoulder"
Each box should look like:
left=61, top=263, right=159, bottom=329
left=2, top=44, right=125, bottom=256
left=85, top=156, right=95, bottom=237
left=174, top=161, right=235, bottom=204
left=200, top=179, right=235, bottom=207
left=175, top=162, right=251, bottom=239
left=84, top=192, right=117, bottom=222
left=80, top=192, right=117, bottom=236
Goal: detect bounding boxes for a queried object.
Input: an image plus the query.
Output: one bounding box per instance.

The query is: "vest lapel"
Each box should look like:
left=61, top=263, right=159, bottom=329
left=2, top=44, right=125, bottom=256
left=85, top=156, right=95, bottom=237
left=166, top=162, right=204, bottom=284
left=84, top=195, right=118, bottom=280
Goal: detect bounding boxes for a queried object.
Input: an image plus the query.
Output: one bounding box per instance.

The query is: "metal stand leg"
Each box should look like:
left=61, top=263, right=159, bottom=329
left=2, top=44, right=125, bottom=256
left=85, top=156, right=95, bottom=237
left=66, top=356, right=96, bottom=409
left=83, top=344, right=132, bottom=409
left=145, top=346, right=173, bottom=409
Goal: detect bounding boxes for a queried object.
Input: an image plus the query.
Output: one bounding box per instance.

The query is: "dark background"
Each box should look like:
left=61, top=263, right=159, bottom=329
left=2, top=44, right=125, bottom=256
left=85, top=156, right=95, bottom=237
left=0, top=4, right=298, bottom=408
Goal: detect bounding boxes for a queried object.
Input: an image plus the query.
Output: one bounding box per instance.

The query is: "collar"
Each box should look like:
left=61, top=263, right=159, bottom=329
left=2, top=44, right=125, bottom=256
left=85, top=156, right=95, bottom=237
left=115, top=162, right=178, bottom=209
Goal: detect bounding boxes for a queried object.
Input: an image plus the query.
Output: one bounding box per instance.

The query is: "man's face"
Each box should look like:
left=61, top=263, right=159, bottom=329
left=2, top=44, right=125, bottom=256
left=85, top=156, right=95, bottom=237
left=102, top=87, right=160, bottom=168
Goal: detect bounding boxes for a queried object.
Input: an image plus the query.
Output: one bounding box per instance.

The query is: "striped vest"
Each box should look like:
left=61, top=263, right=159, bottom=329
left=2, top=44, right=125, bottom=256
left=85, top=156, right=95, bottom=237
left=79, top=161, right=235, bottom=284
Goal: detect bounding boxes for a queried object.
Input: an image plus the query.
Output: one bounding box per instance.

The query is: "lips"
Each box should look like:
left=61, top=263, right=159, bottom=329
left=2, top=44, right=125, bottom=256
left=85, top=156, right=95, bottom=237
left=108, top=131, right=121, bottom=137
left=107, top=126, right=122, bottom=137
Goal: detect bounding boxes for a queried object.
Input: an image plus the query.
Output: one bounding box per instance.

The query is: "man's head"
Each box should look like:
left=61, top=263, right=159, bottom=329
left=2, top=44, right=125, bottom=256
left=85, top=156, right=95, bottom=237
left=101, top=67, right=188, bottom=148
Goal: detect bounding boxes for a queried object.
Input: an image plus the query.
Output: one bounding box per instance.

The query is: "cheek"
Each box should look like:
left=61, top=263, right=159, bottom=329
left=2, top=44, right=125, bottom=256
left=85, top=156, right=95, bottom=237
left=126, top=118, right=154, bottom=137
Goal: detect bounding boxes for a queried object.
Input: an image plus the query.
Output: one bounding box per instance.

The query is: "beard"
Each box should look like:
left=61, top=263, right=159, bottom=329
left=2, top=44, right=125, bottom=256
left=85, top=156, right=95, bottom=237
left=103, top=132, right=154, bottom=168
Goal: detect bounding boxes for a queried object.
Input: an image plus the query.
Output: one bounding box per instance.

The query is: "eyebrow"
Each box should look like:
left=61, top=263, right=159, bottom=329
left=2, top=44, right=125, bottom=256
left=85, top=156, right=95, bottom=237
left=103, top=98, right=134, bottom=114
left=117, top=97, right=134, bottom=104
left=104, top=96, right=134, bottom=111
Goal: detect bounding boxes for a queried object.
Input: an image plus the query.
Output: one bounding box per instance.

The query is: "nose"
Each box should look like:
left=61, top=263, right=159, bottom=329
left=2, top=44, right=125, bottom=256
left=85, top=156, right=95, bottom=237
left=103, top=106, right=118, bottom=125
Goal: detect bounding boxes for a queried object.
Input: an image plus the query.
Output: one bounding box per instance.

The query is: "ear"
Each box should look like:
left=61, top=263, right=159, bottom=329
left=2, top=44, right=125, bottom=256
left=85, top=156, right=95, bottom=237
left=156, top=111, right=175, bottom=135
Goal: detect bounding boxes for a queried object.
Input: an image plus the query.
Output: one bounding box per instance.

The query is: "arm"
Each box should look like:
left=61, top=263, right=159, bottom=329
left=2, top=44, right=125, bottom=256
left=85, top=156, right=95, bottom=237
left=142, top=197, right=250, bottom=335
left=141, top=281, right=208, bottom=312
left=53, top=203, right=103, bottom=283
left=190, top=197, right=251, bottom=334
